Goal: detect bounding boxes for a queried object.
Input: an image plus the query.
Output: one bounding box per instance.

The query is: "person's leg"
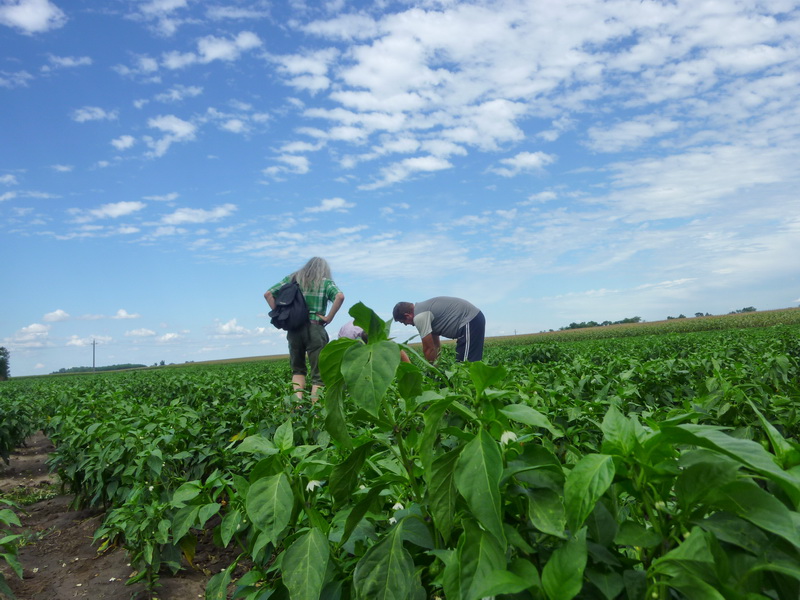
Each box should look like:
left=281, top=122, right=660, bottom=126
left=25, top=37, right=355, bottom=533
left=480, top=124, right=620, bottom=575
left=456, top=311, right=485, bottom=362
left=291, top=374, right=306, bottom=399
left=307, top=323, right=330, bottom=402
left=288, top=326, right=310, bottom=400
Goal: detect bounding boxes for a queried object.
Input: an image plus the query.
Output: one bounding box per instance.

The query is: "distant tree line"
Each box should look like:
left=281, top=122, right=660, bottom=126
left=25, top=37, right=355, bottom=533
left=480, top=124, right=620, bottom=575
left=668, top=307, right=757, bottom=320
left=563, top=307, right=759, bottom=329
left=52, top=363, right=147, bottom=374
left=560, top=316, right=643, bottom=330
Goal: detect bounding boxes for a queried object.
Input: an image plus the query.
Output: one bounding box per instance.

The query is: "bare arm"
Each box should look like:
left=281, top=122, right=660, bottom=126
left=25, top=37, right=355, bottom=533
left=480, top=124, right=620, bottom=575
left=264, top=290, right=276, bottom=310
left=319, top=292, right=345, bottom=324
left=421, top=333, right=440, bottom=363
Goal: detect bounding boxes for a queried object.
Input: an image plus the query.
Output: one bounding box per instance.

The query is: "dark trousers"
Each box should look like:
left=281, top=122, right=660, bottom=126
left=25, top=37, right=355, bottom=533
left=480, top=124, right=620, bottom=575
left=455, top=311, right=485, bottom=362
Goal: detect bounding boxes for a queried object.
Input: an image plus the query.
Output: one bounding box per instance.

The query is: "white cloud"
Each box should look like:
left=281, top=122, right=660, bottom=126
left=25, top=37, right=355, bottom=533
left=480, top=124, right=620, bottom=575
left=113, top=309, right=140, bottom=319
left=587, top=117, right=680, bottom=153
left=66, top=334, right=112, bottom=347
left=125, top=328, right=156, bottom=337
left=302, top=13, right=379, bottom=40
left=162, top=203, right=237, bottom=225
left=0, top=0, right=66, bottom=34
left=111, top=135, right=136, bottom=150
left=90, top=201, right=146, bottom=220
left=143, top=192, right=178, bottom=202
left=221, top=118, right=247, bottom=133
left=8, top=323, right=49, bottom=348
left=361, top=155, right=453, bottom=189
left=148, top=114, right=195, bottom=137
left=215, top=318, right=248, bottom=336
left=144, top=114, right=197, bottom=157
left=162, top=31, right=262, bottom=69
left=72, top=106, right=118, bottom=123
left=207, top=6, right=270, bottom=21
left=489, top=152, right=556, bottom=177
left=158, top=332, right=183, bottom=343
left=0, top=70, right=33, bottom=88
left=44, top=54, right=91, bottom=70
left=43, top=309, right=69, bottom=322
left=199, top=31, right=261, bottom=61
left=154, top=84, right=203, bottom=103
left=0, top=174, right=18, bottom=185
left=272, top=48, right=338, bottom=93
left=140, top=0, right=187, bottom=16
left=263, top=154, right=311, bottom=177
left=51, top=164, right=72, bottom=172
left=306, top=197, right=355, bottom=213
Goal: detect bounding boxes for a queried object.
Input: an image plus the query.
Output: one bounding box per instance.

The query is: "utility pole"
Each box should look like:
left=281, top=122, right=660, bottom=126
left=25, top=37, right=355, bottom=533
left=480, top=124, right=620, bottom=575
left=92, top=339, right=96, bottom=373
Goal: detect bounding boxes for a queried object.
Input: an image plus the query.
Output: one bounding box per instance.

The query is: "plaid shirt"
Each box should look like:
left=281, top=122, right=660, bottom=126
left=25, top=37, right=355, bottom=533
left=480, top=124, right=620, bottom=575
left=269, top=276, right=341, bottom=322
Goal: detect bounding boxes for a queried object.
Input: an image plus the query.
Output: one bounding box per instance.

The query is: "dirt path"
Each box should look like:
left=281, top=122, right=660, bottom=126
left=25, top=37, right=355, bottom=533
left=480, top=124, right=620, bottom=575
left=0, top=432, right=225, bottom=600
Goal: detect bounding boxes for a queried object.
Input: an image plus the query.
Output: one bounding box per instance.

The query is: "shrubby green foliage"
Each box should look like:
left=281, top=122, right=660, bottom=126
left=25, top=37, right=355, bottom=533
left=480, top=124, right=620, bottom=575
left=0, top=498, right=22, bottom=598
left=0, top=347, right=9, bottom=381
left=1, top=307, right=800, bottom=598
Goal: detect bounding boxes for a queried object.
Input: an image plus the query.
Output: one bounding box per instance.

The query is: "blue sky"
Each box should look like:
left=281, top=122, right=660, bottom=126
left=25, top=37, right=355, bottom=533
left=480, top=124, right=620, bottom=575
left=2, top=0, right=799, bottom=377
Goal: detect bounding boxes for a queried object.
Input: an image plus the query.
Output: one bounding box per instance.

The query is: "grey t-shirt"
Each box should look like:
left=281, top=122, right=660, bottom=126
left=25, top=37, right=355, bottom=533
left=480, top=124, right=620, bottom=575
left=413, top=297, right=480, bottom=340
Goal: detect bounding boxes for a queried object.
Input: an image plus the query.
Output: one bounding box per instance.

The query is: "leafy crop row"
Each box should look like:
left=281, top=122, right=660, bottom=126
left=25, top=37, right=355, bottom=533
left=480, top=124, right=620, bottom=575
left=0, top=304, right=799, bottom=599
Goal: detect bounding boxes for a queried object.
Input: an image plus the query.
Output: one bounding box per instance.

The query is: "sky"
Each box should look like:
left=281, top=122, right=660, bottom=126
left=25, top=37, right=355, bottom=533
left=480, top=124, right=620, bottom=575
left=2, top=0, right=799, bottom=377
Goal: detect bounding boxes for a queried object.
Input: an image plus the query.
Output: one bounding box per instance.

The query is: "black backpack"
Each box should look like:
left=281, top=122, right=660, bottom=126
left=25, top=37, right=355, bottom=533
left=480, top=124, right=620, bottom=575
left=269, top=280, right=310, bottom=331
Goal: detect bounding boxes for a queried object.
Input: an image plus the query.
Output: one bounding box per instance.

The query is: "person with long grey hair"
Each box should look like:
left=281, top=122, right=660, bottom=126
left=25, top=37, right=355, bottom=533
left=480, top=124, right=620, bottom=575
left=265, top=257, right=344, bottom=403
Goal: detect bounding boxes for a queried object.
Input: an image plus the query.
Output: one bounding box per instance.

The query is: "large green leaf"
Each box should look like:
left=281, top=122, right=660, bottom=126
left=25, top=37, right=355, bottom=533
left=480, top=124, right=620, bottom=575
left=419, top=395, right=452, bottom=477
left=469, top=361, right=507, bottom=399
left=350, top=301, right=391, bottom=343
left=586, top=568, right=624, bottom=600
left=747, top=399, right=800, bottom=468
left=456, top=521, right=508, bottom=600
left=324, top=383, right=353, bottom=450
left=500, top=403, right=561, bottom=437
left=352, top=524, right=415, bottom=600
left=541, top=528, right=588, bottom=600
left=429, top=448, right=461, bottom=543
left=455, top=430, right=506, bottom=546
left=527, top=488, right=566, bottom=538
left=171, top=504, right=200, bottom=542
left=662, top=424, right=800, bottom=507
left=614, top=521, right=662, bottom=549
left=235, top=434, right=279, bottom=456
left=342, top=341, right=400, bottom=417
left=564, top=454, right=615, bottom=532
left=651, top=527, right=722, bottom=596
left=340, top=484, right=387, bottom=549
left=220, top=509, right=243, bottom=547
left=319, top=337, right=351, bottom=388
left=674, top=450, right=739, bottom=511
left=396, top=362, right=423, bottom=403
left=245, top=473, right=294, bottom=545
left=697, top=512, right=770, bottom=555
left=652, top=525, right=716, bottom=571
left=282, top=528, right=330, bottom=600
left=273, top=419, right=294, bottom=452
left=709, top=479, right=800, bottom=546
left=600, top=406, right=637, bottom=457
left=329, top=442, right=372, bottom=507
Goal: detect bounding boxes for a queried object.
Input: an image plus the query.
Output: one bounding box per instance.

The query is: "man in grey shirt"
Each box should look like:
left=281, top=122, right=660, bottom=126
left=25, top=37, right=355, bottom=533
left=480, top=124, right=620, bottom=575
left=393, top=297, right=485, bottom=363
